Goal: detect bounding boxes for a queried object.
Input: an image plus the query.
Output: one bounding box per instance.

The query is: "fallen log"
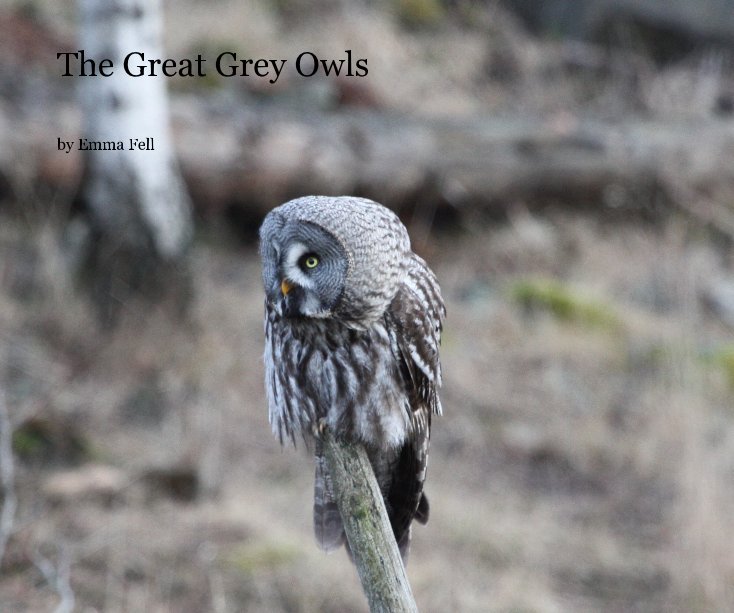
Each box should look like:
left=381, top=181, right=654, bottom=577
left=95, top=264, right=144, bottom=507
left=9, top=97, right=734, bottom=226
left=174, top=103, right=734, bottom=223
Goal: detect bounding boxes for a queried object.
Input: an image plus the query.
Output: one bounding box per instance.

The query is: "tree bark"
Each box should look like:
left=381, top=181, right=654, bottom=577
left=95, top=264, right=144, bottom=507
left=321, top=429, right=418, bottom=613
left=77, top=0, right=192, bottom=325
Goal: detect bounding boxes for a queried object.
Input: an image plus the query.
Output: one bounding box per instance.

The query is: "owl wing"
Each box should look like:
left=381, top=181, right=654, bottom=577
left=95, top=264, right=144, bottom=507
left=391, top=254, right=445, bottom=419
left=385, top=253, right=445, bottom=560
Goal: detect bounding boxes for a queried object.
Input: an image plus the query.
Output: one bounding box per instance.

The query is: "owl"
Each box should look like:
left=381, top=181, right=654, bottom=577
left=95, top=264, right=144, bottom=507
left=259, top=195, right=445, bottom=562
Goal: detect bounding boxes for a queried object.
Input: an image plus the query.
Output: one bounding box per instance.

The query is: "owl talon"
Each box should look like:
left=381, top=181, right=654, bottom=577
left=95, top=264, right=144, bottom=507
left=313, top=418, right=328, bottom=438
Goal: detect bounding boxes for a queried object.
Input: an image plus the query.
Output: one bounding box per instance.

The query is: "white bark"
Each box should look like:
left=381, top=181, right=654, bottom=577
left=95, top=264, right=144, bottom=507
left=0, top=391, right=16, bottom=566
left=78, top=0, right=191, bottom=259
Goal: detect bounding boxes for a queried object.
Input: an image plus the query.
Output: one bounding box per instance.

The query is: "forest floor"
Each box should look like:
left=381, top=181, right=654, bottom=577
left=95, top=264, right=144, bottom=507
left=2, top=207, right=734, bottom=612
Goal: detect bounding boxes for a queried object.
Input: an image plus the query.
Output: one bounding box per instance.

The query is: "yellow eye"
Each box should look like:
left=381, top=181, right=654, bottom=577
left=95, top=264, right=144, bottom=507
left=304, top=255, right=319, bottom=269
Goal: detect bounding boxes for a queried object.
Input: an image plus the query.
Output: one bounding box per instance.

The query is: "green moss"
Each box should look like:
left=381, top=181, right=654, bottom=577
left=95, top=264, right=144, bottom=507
left=510, top=278, right=621, bottom=331
left=12, top=428, right=46, bottom=457
left=12, top=417, right=90, bottom=465
left=227, top=541, right=301, bottom=574
left=396, top=0, right=445, bottom=29
left=352, top=502, right=370, bottom=522
left=702, top=345, right=734, bottom=388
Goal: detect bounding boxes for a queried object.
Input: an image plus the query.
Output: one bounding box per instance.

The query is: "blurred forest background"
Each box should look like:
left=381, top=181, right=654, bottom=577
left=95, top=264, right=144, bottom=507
left=2, top=0, right=734, bottom=611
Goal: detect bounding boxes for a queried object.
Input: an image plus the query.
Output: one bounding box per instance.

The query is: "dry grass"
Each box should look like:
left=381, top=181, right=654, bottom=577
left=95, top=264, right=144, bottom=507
left=1, top=209, right=733, bottom=612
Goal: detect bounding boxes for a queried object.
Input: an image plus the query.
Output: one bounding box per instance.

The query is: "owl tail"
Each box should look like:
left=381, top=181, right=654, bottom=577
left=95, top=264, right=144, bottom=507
left=313, top=440, right=345, bottom=552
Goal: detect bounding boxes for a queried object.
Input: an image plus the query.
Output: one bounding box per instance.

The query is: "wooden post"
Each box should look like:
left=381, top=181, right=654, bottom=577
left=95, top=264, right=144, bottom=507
left=321, top=429, right=418, bottom=613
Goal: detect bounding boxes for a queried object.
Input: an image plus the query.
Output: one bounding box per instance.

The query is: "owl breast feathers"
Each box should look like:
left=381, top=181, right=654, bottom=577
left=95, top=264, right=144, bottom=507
left=259, top=195, right=445, bottom=562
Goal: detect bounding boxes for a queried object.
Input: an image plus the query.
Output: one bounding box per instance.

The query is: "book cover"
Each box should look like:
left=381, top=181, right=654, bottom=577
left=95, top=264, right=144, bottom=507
left=2, top=1, right=734, bottom=611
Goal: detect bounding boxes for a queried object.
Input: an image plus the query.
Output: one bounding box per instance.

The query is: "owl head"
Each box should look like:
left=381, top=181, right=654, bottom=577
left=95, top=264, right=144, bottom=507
left=259, top=196, right=411, bottom=325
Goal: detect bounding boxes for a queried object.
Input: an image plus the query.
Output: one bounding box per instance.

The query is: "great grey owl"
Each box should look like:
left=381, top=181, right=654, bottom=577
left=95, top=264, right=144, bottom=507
left=259, top=195, right=445, bottom=561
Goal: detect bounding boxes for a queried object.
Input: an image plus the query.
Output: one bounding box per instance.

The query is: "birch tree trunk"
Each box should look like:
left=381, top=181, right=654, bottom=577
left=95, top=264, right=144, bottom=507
left=77, top=0, right=192, bottom=324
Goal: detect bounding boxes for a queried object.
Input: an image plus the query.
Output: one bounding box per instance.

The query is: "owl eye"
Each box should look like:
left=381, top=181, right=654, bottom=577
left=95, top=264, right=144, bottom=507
left=301, top=254, right=320, bottom=270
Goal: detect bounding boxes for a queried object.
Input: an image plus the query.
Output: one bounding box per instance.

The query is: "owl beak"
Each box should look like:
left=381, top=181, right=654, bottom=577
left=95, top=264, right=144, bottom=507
left=281, top=279, right=293, bottom=296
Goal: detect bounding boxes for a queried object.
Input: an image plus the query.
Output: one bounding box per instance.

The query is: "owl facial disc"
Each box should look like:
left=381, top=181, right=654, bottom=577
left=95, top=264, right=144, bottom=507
left=260, top=221, right=348, bottom=319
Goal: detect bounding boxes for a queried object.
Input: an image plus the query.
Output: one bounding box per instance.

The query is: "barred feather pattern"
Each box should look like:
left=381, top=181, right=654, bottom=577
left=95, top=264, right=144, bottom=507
left=260, top=196, right=445, bottom=562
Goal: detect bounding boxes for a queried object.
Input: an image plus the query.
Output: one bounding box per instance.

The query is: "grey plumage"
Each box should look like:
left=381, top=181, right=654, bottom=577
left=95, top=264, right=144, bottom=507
left=259, top=195, right=445, bottom=562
